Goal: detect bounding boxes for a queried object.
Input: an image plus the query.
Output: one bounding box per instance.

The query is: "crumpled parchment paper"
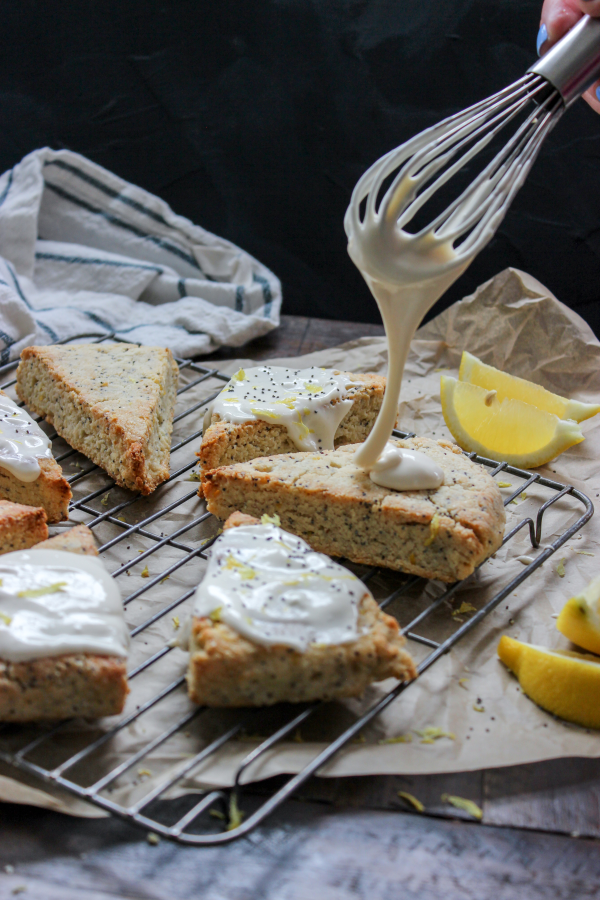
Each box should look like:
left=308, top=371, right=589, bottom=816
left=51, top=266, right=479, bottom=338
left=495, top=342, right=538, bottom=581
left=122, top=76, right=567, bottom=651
left=1, top=267, right=599, bottom=817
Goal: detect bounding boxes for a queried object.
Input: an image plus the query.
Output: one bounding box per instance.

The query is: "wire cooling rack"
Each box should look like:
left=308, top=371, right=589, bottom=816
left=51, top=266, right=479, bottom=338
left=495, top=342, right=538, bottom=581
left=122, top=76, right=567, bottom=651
left=0, top=332, right=594, bottom=845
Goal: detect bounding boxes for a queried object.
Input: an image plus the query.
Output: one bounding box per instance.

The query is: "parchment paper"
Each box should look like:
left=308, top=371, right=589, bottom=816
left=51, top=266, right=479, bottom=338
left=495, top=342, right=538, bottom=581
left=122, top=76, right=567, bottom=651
left=2, top=267, right=599, bottom=817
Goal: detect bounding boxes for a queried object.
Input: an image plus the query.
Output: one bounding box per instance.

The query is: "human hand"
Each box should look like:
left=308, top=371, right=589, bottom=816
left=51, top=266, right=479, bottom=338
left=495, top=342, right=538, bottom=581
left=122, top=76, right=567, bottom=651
left=538, top=0, right=600, bottom=112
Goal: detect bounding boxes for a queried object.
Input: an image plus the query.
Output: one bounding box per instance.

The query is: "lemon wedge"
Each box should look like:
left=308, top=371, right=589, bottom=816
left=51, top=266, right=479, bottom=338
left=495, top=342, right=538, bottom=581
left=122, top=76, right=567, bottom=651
left=459, top=352, right=600, bottom=423
left=498, top=635, right=600, bottom=729
left=557, top=575, right=600, bottom=655
left=440, top=376, right=583, bottom=467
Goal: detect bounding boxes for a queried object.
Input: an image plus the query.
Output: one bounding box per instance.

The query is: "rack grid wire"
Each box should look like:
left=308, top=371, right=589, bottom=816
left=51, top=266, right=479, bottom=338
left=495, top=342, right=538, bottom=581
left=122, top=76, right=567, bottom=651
left=0, top=331, right=593, bottom=845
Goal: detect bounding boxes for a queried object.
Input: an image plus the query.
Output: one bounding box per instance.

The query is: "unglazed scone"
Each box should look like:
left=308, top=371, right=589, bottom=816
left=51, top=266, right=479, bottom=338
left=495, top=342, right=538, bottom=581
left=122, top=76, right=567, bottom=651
left=0, top=390, right=71, bottom=522
left=0, top=547, right=129, bottom=721
left=198, top=366, right=389, bottom=484
left=35, top=523, right=98, bottom=556
left=187, top=512, right=416, bottom=707
left=204, top=437, right=506, bottom=583
left=16, top=344, right=179, bottom=495
left=0, top=500, right=47, bottom=554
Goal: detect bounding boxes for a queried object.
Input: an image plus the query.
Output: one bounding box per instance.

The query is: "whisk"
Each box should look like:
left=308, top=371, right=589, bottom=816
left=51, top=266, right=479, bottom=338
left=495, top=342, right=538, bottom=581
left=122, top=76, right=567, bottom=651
left=345, top=15, right=600, bottom=290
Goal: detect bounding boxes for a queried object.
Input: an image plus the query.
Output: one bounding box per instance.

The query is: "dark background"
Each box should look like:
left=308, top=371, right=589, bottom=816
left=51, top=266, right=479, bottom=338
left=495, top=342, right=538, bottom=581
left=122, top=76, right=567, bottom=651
left=1, top=0, right=599, bottom=333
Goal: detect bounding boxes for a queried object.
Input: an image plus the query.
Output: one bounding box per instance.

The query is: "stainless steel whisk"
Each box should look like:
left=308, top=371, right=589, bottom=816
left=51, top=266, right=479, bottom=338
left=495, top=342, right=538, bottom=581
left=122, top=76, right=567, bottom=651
left=345, top=16, right=600, bottom=289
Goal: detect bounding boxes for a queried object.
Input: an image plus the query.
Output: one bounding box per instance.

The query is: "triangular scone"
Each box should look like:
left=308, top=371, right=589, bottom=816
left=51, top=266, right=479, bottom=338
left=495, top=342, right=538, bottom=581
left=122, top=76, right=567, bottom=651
left=204, top=438, right=506, bottom=583
left=0, top=390, right=71, bottom=522
left=16, top=344, right=179, bottom=495
left=198, top=368, right=389, bottom=482
left=0, top=500, right=47, bottom=554
left=187, top=512, right=416, bottom=707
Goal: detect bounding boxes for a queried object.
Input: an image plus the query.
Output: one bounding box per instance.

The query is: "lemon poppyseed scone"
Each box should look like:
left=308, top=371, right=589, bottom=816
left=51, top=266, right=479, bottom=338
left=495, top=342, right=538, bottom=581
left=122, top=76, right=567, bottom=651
left=197, top=366, right=390, bottom=485
left=187, top=512, right=416, bottom=707
left=0, top=500, right=48, bottom=554
left=0, top=390, right=71, bottom=522
left=0, top=543, right=129, bottom=722
left=35, top=523, right=98, bottom=556
left=204, top=437, right=506, bottom=583
left=16, top=344, right=178, bottom=495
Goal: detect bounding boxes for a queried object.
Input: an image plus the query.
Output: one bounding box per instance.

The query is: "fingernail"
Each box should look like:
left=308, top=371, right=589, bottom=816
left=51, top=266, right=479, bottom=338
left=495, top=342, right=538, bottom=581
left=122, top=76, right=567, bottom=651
left=536, top=23, right=548, bottom=56
left=596, top=85, right=600, bottom=102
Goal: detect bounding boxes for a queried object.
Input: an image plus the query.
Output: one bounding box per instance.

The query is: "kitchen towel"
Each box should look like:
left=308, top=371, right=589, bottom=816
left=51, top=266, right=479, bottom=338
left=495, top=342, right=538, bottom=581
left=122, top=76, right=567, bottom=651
left=0, top=148, right=281, bottom=362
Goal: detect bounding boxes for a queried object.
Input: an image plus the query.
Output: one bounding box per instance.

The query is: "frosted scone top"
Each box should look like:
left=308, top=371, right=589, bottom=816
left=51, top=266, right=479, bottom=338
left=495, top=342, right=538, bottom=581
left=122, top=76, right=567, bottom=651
left=211, top=365, right=360, bottom=452
left=0, top=394, right=52, bottom=482
left=0, top=549, right=129, bottom=662
left=193, top=522, right=366, bottom=651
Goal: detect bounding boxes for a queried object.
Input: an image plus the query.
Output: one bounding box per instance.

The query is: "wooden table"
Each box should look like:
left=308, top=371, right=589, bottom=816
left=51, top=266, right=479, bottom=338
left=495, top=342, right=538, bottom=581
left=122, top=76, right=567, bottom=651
left=0, top=315, right=598, bottom=900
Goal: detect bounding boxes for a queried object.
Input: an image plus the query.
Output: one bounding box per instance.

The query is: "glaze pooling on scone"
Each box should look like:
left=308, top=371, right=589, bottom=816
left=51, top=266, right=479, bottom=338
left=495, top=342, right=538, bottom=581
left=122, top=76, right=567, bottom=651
left=211, top=366, right=360, bottom=452
left=193, top=523, right=363, bottom=651
left=0, top=549, right=129, bottom=662
left=0, top=395, right=52, bottom=482
left=369, top=441, right=444, bottom=491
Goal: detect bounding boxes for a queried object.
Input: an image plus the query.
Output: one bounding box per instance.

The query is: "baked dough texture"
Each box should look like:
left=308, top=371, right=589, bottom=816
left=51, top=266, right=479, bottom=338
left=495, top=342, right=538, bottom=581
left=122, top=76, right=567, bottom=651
left=16, top=344, right=179, bottom=495
left=204, top=437, right=506, bottom=583
left=187, top=512, right=416, bottom=707
left=0, top=525, right=128, bottom=721
left=0, top=500, right=47, bottom=554
left=0, top=389, right=71, bottom=523
left=198, top=371, right=388, bottom=481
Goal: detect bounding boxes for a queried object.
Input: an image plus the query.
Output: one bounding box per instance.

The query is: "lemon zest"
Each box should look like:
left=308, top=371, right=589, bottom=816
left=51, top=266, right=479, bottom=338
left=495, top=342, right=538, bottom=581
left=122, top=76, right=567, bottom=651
left=379, top=734, right=412, bottom=744
left=496, top=482, right=512, bottom=488
left=397, top=791, right=424, bottom=813
left=424, top=513, right=441, bottom=547
left=233, top=369, right=246, bottom=382
left=441, top=794, right=482, bottom=820
left=473, top=704, right=485, bottom=713
left=172, top=616, right=180, bottom=630
left=557, top=559, right=566, bottom=578
left=224, top=555, right=256, bottom=579
left=227, top=793, right=244, bottom=831
left=261, top=513, right=281, bottom=526
left=141, top=566, right=150, bottom=578
left=209, top=607, right=222, bottom=622
left=17, top=582, right=67, bottom=599
left=452, top=601, right=477, bottom=619
left=303, top=382, right=324, bottom=394
left=0, top=612, right=11, bottom=626
left=414, top=726, right=455, bottom=742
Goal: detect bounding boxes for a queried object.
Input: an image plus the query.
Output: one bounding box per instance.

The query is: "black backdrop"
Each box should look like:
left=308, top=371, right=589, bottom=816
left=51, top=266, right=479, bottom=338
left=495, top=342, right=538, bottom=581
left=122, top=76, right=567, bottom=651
left=2, top=0, right=600, bottom=333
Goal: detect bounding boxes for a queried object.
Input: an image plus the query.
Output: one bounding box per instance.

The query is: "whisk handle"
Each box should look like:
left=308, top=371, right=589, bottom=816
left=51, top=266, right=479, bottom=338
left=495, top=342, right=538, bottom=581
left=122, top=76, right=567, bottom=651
left=528, top=14, right=600, bottom=107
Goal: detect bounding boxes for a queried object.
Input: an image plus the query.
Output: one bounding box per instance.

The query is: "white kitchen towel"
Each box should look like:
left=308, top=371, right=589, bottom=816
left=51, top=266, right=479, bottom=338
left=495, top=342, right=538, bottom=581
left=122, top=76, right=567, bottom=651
left=0, top=148, right=282, bottom=363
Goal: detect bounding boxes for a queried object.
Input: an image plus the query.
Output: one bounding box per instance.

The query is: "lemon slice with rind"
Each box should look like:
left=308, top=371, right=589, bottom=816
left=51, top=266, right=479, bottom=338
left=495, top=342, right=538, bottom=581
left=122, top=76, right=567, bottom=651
left=557, top=575, right=600, bottom=655
left=459, top=351, right=600, bottom=423
left=498, top=635, right=600, bottom=729
left=440, top=376, right=583, bottom=467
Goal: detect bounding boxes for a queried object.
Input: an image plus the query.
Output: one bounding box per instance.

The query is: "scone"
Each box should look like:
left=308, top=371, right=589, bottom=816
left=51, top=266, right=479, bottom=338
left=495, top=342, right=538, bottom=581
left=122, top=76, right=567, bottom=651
left=204, top=437, right=506, bottom=583
left=198, top=365, right=389, bottom=483
left=0, top=500, right=47, bottom=554
left=16, top=344, right=179, bottom=495
left=187, top=511, right=416, bottom=707
left=0, top=547, right=129, bottom=721
left=0, top=390, right=71, bottom=522
left=35, top=523, right=98, bottom=556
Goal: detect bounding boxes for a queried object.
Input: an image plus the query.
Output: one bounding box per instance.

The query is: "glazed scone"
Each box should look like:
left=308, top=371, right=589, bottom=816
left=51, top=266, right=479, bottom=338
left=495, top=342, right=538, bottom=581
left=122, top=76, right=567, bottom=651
left=16, top=344, right=179, bottom=495
left=187, top=511, right=416, bottom=707
left=0, top=390, right=71, bottom=522
left=0, top=500, right=47, bottom=554
left=35, top=523, right=98, bottom=556
left=204, top=437, right=506, bottom=583
left=198, top=366, right=389, bottom=483
left=0, top=548, right=129, bottom=721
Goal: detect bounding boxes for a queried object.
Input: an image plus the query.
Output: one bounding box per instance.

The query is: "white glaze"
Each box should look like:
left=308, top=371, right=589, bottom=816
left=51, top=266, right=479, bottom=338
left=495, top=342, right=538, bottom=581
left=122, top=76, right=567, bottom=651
left=0, top=395, right=53, bottom=482
left=193, top=523, right=366, bottom=651
left=211, top=366, right=359, bottom=452
left=345, top=152, right=478, bottom=490
left=0, top=549, right=129, bottom=662
left=369, top=441, right=444, bottom=491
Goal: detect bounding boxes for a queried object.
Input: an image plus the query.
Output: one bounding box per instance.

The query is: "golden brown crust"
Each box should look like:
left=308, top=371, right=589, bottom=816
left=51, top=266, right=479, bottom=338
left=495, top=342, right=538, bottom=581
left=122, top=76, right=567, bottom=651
left=35, top=524, right=98, bottom=556
left=204, top=438, right=506, bottom=582
left=197, top=371, right=389, bottom=485
left=188, top=594, right=416, bottom=707
left=0, top=457, right=71, bottom=523
left=16, top=344, right=179, bottom=495
left=0, top=654, right=129, bottom=721
left=0, top=500, right=48, bottom=554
